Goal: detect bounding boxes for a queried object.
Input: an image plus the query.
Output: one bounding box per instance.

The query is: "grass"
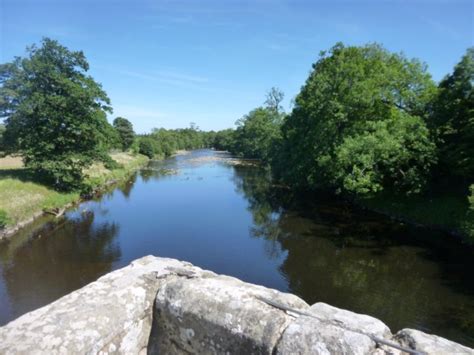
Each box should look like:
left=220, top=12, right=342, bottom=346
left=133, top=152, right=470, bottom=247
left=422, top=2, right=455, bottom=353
left=358, top=184, right=474, bottom=244
left=0, top=152, right=148, bottom=229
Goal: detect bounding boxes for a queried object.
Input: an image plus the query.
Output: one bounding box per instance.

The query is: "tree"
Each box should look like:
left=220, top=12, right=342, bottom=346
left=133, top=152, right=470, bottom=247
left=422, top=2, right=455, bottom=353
left=213, top=129, right=235, bottom=151
left=138, top=137, right=155, bottom=158
left=113, top=117, right=135, bottom=151
left=264, top=87, right=285, bottom=114
left=274, top=43, right=437, bottom=195
left=0, top=38, right=113, bottom=190
left=431, top=47, right=474, bottom=181
left=233, top=107, right=282, bottom=162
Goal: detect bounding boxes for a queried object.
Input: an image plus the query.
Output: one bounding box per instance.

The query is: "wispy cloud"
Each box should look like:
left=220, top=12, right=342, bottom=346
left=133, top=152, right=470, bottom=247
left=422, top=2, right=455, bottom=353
left=113, top=68, right=210, bottom=90
left=420, top=16, right=462, bottom=41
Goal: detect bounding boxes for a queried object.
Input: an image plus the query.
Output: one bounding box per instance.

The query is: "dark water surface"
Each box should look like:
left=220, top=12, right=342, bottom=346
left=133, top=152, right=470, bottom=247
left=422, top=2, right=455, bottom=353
left=1, top=150, right=473, bottom=346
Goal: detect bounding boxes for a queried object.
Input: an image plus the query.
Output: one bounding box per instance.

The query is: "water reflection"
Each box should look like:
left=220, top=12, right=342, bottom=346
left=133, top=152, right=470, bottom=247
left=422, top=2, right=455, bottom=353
left=0, top=150, right=473, bottom=347
left=232, top=165, right=474, bottom=345
left=0, top=210, right=120, bottom=324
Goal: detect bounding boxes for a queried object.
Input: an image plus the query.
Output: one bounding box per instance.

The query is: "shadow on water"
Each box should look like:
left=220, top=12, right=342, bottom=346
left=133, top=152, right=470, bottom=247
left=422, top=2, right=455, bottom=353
left=0, top=150, right=473, bottom=347
left=0, top=210, right=120, bottom=324
left=231, top=165, right=474, bottom=346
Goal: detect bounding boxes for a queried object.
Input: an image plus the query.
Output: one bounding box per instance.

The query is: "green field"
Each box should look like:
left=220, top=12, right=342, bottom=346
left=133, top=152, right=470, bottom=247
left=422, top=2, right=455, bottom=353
left=0, top=153, right=148, bottom=229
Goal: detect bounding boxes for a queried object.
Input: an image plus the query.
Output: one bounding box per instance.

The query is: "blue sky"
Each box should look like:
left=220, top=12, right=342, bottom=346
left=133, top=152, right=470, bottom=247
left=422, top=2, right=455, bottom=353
left=1, top=0, right=473, bottom=132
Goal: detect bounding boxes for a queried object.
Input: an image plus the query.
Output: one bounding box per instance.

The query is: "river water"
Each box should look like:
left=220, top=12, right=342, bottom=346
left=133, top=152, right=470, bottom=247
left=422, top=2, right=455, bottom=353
left=0, top=149, right=473, bottom=346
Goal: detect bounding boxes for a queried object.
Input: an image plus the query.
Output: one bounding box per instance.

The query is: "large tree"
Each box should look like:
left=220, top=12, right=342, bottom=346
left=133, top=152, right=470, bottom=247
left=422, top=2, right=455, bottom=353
left=274, top=43, right=437, bottom=195
left=113, top=117, right=135, bottom=151
left=431, top=47, right=474, bottom=181
left=0, top=38, right=113, bottom=190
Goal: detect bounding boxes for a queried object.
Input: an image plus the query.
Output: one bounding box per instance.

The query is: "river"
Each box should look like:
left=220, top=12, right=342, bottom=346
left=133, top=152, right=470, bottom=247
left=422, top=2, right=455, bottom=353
left=0, top=149, right=473, bottom=346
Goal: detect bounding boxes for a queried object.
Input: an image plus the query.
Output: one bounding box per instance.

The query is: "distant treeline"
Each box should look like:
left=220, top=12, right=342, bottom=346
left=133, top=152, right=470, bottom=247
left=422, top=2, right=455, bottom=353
left=135, top=124, right=215, bottom=159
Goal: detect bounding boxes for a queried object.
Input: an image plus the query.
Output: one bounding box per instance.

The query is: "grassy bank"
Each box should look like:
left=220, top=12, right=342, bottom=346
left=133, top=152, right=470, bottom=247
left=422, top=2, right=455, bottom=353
left=0, top=152, right=148, bottom=230
left=357, top=184, right=474, bottom=244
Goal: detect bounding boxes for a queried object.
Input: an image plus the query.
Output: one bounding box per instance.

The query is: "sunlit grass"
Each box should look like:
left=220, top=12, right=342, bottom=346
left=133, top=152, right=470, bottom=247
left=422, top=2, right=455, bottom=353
left=0, top=153, right=148, bottom=228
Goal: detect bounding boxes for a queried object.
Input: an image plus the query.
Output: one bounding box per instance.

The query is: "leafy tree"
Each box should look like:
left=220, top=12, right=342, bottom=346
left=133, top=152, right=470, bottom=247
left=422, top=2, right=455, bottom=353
left=233, top=107, right=282, bottom=162
left=333, top=114, right=435, bottom=194
left=0, top=38, right=113, bottom=190
left=138, top=136, right=156, bottom=158
left=274, top=43, right=437, bottom=195
left=113, top=117, right=135, bottom=151
left=431, top=47, right=474, bottom=181
left=227, top=89, right=285, bottom=162
left=213, top=128, right=235, bottom=151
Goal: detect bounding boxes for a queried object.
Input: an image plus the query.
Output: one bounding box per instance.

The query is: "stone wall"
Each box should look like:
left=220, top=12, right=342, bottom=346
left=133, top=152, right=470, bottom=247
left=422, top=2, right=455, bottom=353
left=0, top=256, right=472, bottom=354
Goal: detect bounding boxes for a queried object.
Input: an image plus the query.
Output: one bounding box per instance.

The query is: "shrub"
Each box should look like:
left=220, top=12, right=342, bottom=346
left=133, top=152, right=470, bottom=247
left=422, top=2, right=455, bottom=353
left=0, top=209, right=9, bottom=229
left=138, top=138, right=155, bottom=158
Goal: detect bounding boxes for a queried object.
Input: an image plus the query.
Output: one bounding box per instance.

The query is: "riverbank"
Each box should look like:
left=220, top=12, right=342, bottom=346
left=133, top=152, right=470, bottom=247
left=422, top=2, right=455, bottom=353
left=0, top=152, right=148, bottom=240
left=354, top=185, right=474, bottom=245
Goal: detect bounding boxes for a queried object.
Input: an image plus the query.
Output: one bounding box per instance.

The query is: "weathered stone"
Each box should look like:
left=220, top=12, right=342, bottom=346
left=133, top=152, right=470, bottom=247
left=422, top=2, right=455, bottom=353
left=309, top=302, right=392, bottom=339
left=0, top=256, right=200, bottom=355
left=275, top=315, right=378, bottom=355
left=0, top=256, right=472, bottom=355
left=395, top=328, right=474, bottom=355
left=150, top=273, right=309, bottom=354
left=275, top=303, right=396, bottom=355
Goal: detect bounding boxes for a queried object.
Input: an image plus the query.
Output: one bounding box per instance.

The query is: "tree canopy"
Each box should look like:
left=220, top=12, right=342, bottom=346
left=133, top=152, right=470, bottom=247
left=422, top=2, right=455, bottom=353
left=113, top=117, right=135, bottom=151
left=273, top=43, right=437, bottom=195
left=431, top=47, right=474, bottom=181
left=0, top=38, right=114, bottom=190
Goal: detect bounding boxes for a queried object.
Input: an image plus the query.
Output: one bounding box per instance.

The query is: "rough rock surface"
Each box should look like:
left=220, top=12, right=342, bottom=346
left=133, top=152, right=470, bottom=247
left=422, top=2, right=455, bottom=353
left=151, top=273, right=309, bottom=354
left=0, top=255, right=472, bottom=355
left=0, top=256, right=199, bottom=355
left=275, top=315, right=378, bottom=355
left=395, top=328, right=474, bottom=355
left=274, top=302, right=395, bottom=355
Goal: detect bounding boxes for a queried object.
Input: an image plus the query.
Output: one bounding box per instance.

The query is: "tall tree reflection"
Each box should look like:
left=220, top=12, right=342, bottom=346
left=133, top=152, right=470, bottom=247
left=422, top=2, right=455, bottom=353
left=0, top=210, right=120, bottom=323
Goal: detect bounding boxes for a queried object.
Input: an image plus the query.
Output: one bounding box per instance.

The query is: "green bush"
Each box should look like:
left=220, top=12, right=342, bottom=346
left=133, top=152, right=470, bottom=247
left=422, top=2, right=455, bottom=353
left=0, top=209, right=9, bottom=228
left=138, top=138, right=155, bottom=158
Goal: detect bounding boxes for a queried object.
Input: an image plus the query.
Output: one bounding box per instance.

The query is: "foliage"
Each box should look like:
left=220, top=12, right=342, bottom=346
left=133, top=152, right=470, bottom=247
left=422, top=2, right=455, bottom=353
left=232, top=107, right=282, bottom=162
left=333, top=112, right=436, bottom=194
left=0, top=209, right=9, bottom=228
left=218, top=88, right=285, bottom=162
left=137, top=123, right=215, bottom=158
left=113, top=117, right=135, bottom=151
left=430, top=47, right=474, bottom=181
left=0, top=124, right=5, bottom=152
left=0, top=38, right=114, bottom=191
left=213, top=128, right=235, bottom=151
left=138, top=137, right=156, bottom=158
left=273, top=43, right=437, bottom=195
